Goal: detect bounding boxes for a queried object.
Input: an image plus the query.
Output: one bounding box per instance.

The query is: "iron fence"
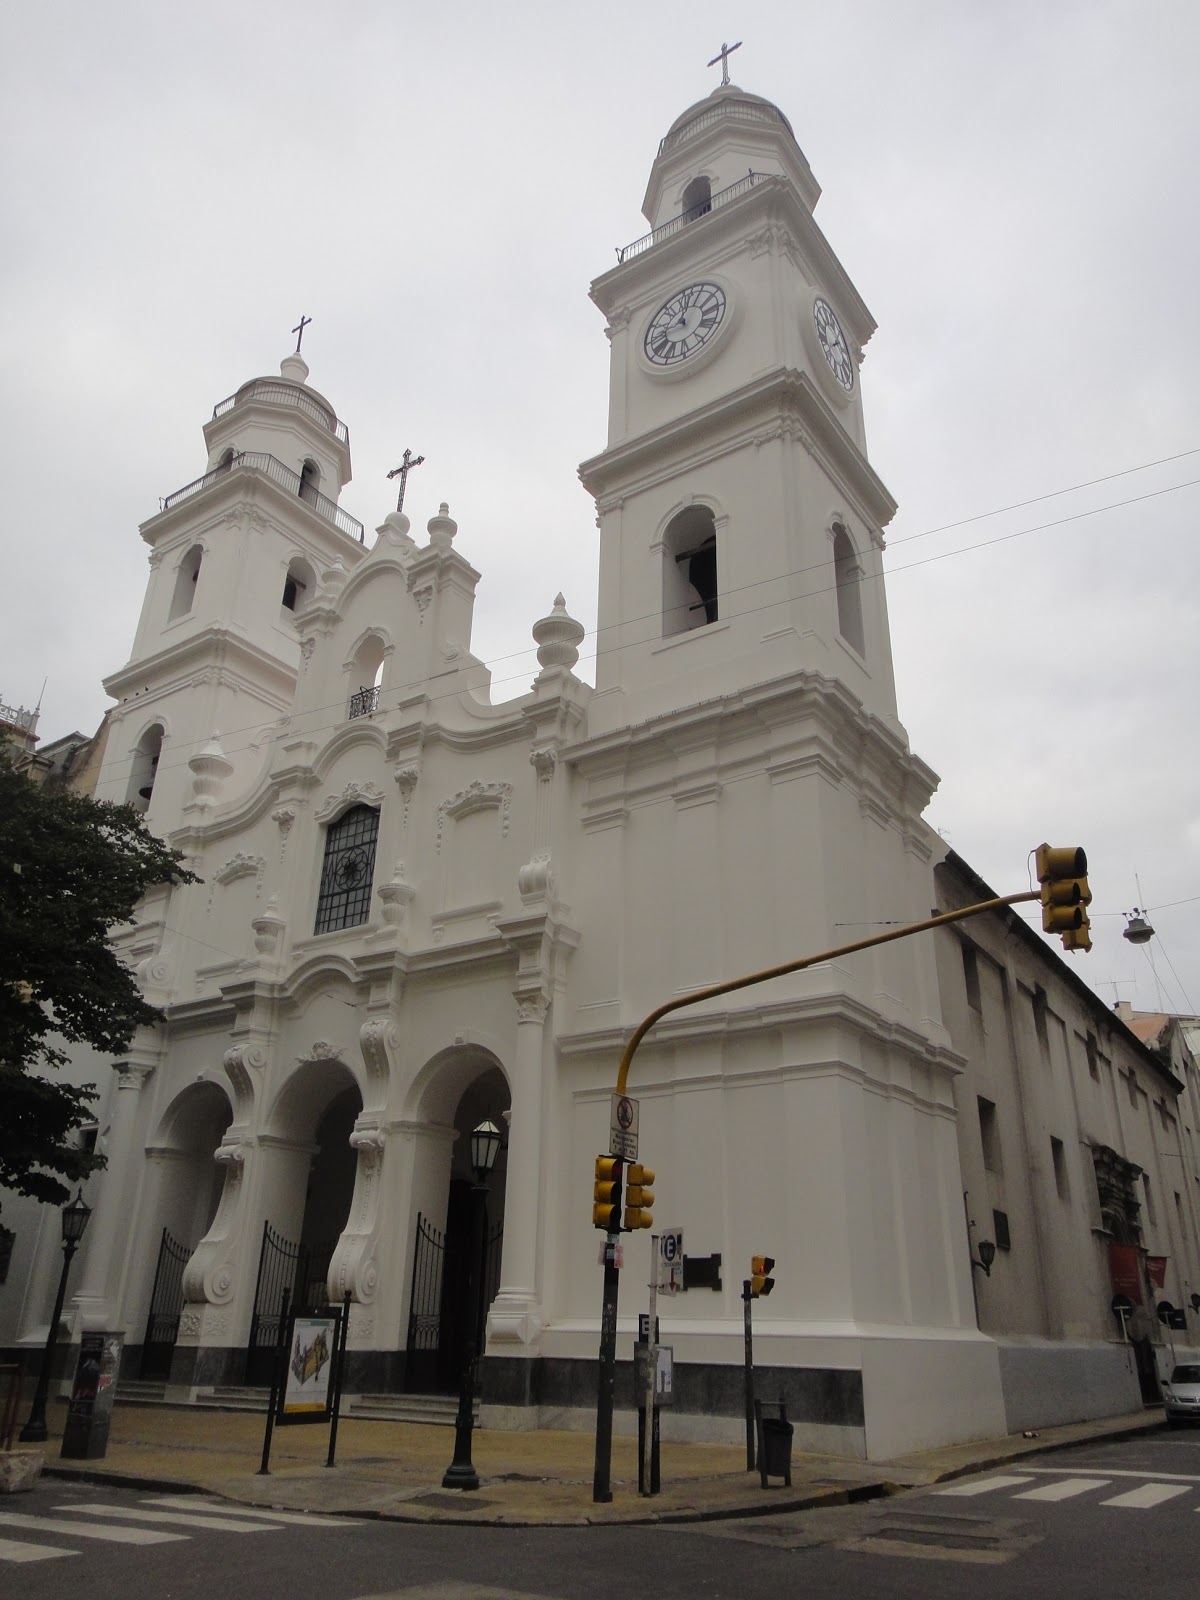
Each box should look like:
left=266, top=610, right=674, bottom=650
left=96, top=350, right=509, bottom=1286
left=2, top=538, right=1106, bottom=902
left=616, top=171, right=766, bottom=264
left=211, top=380, right=350, bottom=444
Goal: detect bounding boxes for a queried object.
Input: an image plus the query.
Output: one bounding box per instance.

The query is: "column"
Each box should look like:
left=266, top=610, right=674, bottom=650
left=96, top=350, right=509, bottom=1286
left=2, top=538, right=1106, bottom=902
left=487, top=989, right=548, bottom=1347
left=72, top=1059, right=156, bottom=1331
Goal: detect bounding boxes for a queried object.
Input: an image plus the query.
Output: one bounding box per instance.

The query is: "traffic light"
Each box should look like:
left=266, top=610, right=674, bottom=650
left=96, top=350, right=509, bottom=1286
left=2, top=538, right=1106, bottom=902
left=1035, top=844, right=1092, bottom=954
left=623, top=1163, right=655, bottom=1231
left=750, top=1255, right=775, bottom=1297
left=593, top=1156, right=623, bottom=1230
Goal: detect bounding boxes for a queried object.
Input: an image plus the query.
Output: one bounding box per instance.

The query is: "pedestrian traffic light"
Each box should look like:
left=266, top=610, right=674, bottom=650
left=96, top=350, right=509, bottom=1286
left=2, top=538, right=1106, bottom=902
left=593, top=1156, right=623, bottom=1231
left=1035, top=844, right=1092, bottom=954
left=623, top=1163, right=655, bottom=1231
left=750, top=1255, right=775, bottom=1297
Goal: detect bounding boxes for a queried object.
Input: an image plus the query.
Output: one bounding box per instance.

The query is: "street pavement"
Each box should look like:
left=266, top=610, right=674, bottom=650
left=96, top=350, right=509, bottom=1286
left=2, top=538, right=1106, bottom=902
left=3, top=1401, right=1165, bottom=1527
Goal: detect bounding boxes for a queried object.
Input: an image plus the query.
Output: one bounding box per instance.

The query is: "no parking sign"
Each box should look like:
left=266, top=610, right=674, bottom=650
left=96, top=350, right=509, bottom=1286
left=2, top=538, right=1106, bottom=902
left=659, top=1228, right=684, bottom=1294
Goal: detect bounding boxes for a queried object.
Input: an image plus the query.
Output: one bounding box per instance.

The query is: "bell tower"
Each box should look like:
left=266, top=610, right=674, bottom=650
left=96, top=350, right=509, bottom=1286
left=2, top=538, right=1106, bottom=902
left=96, top=348, right=367, bottom=821
left=580, top=83, right=903, bottom=741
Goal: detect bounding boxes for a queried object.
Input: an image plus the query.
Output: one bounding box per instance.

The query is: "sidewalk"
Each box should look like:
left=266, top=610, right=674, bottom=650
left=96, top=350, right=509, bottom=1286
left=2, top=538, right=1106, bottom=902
left=20, top=1402, right=1163, bottom=1527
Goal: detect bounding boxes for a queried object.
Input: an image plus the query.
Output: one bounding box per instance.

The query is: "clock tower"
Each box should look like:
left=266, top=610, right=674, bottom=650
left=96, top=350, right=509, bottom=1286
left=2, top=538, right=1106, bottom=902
left=580, top=82, right=903, bottom=742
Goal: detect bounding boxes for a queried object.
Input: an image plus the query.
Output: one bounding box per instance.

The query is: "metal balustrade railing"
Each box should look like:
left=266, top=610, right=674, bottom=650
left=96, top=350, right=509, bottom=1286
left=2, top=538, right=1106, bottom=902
left=348, top=685, right=380, bottom=719
left=212, top=380, right=349, bottom=444
left=159, top=452, right=365, bottom=542
left=616, top=170, right=766, bottom=263
left=0, top=699, right=37, bottom=733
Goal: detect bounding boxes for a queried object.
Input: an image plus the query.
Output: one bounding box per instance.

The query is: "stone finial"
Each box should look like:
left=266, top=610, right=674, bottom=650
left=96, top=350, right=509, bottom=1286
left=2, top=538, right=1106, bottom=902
left=319, top=560, right=349, bottom=599
left=280, top=352, right=310, bottom=384
left=375, top=510, right=416, bottom=556
left=427, top=502, right=458, bottom=550
left=252, top=895, right=286, bottom=958
left=188, top=732, right=234, bottom=807
left=532, top=593, right=585, bottom=674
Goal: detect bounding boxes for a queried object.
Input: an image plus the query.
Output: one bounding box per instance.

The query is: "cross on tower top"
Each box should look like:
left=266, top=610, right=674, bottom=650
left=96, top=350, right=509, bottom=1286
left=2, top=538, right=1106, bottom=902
left=706, top=40, right=742, bottom=87
left=292, top=314, right=312, bottom=353
left=386, top=448, right=426, bottom=513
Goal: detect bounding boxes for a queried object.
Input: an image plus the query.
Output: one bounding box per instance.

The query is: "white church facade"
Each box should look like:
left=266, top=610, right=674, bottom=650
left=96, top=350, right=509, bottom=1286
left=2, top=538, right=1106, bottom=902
left=7, top=81, right=1197, bottom=1461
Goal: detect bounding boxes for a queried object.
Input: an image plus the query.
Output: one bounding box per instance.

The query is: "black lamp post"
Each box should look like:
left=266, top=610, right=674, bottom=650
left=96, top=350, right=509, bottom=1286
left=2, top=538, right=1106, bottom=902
left=442, top=1119, right=502, bottom=1490
left=19, top=1188, right=92, bottom=1443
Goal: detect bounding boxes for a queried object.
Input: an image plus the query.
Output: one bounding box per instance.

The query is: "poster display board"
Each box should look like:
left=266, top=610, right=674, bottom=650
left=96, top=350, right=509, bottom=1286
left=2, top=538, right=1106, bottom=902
left=277, top=1311, right=340, bottom=1425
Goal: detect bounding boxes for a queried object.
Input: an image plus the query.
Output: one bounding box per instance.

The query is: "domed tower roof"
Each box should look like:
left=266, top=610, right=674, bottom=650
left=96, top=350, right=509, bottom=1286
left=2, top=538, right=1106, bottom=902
left=642, top=83, right=820, bottom=227
left=659, top=83, right=799, bottom=154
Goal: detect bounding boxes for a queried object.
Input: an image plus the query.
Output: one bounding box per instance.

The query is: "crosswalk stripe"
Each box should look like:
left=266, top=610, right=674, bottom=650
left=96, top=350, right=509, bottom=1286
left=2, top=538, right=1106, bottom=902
left=54, top=1503, right=283, bottom=1534
left=147, top=1495, right=360, bottom=1528
left=935, top=1474, right=1037, bottom=1497
left=1101, top=1483, right=1192, bottom=1509
left=0, top=1511, right=186, bottom=1545
left=0, top=1536, right=77, bottom=1564
left=1015, top=1477, right=1110, bottom=1502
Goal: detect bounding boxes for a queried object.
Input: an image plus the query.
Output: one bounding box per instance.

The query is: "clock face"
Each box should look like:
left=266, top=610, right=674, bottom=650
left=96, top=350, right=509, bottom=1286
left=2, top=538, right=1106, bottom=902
left=813, top=297, right=855, bottom=393
left=644, top=282, right=727, bottom=366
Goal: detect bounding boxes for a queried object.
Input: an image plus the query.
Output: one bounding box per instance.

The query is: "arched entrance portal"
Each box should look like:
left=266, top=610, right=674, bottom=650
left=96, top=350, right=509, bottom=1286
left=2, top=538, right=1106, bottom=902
left=140, top=1082, right=233, bottom=1379
left=406, top=1063, right=510, bottom=1394
left=245, top=1062, right=363, bottom=1383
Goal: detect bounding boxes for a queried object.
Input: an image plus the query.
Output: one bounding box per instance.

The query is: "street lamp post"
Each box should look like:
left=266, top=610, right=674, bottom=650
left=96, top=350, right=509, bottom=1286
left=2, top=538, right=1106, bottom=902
left=19, top=1189, right=93, bottom=1443
left=442, top=1119, right=502, bottom=1490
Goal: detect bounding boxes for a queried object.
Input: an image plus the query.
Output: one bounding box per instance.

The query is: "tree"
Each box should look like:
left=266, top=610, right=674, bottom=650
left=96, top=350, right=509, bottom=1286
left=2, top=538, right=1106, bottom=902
left=0, top=751, right=198, bottom=1209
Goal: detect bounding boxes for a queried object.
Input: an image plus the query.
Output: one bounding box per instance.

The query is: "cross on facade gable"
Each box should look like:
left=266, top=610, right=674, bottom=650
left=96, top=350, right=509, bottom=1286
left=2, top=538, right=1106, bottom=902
left=706, top=40, right=742, bottom=86
left=292, top=314, right=312, bottom=352
left=386, top=448, right=426, bottom=513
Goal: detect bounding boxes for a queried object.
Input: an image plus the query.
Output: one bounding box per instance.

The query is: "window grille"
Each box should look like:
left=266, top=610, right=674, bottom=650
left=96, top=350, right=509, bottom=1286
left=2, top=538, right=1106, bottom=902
left=314, top=805, right=379, bottom=934
left=348, top=685, right=380, bottom=719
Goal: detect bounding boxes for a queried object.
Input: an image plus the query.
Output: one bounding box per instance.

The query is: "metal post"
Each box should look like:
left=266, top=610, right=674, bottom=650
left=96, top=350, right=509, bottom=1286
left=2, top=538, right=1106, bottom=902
left=257, top=1287, right=290, bottom=1475
left=442, top=1181, right=488, bottom=1489
left=642, top=1244, right=658, bottom=1497
left=19, top=1237, right=81, bottom=1443
left=592, top=1231, right=621, bottom=1503
left=325, top=1292, right=351, bottom=1468
left=743, top=1279, right=755, bottom=1471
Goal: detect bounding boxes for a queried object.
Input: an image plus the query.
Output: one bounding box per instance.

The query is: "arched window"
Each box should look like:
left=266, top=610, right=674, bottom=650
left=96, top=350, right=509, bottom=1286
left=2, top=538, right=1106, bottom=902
left=299, top=459, right=320, bottom=504
left=282, top=556, right=316, bottom=613
left=217, top=448, right=236, bottom=473
left=314, top=805, right=380, bottom=934
left=833, top=523, right=865, bottom=656
left=682, top=176, right=712, bottom=221
left=127, top=723, right=165, bottom=811
left=169, top=544, right=204, bottom=621
left=348, top=634, right=385, bottom=718
left=663, top=506, right=718, bottom=637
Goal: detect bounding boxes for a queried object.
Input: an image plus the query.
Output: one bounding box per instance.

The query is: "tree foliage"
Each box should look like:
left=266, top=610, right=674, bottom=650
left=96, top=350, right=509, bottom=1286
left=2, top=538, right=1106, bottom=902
left=0, top=752, right=198, bottom=1207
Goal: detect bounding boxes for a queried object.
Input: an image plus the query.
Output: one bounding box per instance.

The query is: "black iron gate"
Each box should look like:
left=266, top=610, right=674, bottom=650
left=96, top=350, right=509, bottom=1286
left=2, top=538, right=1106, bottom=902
left=139, top=1228, right=191, bottom=1380
left=405, top=1208, right=503, bottom=1393
left=245, top=1222, right=337, bottom=1386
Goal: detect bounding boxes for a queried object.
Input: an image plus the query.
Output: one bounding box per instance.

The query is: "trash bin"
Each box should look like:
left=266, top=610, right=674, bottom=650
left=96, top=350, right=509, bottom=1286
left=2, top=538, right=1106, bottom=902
left=754, top=1398, right=793, bottom=1488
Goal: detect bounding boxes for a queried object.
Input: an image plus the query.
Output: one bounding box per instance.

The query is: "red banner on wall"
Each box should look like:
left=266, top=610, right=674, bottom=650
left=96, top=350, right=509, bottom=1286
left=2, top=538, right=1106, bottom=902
left=1108, top=1243, right=1144, bottom=1303
left=1146, top=1255, right=1168, bottom=1289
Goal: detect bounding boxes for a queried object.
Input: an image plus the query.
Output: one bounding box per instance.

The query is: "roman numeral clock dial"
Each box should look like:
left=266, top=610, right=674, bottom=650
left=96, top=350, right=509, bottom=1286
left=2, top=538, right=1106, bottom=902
left=812, top=296, right=855, bottom=393
left=643, top=281, right=728, bottom=366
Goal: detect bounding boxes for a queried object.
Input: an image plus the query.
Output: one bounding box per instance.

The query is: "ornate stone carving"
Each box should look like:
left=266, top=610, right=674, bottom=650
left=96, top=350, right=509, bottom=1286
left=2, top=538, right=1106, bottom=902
left=187, top=733, right=234, bottom=808
left=307, top=1039, right=344, bottom=1063
left=115, top=1063, right=155, bottom=1092
left=315, top=780, right=384, bottom=823
left=436, top=781, right=512, bottom=850
left=531, top=594, right=585, bottom=674
left=517, top=854, right=554, bottom=903
left=212, top=852, right=265, bottom=900
left=251, top=895, right=286, bottom=958
left=530, top=747, right=557, bottom=779
left=394, top=764, right=419, bottom=826
left=515, top=993, right=549, bottom=1026
left=178, top=1309, right=202, bottom=1339
left=412, top=584, right=433, bottom=620
left=222, top=1046, right=264, bottom=1114
left=300, top=637, right=317, bottom=666
left=377, top=862, right=416, bottom=927
left=359, top=1019, right=396, bottom=1085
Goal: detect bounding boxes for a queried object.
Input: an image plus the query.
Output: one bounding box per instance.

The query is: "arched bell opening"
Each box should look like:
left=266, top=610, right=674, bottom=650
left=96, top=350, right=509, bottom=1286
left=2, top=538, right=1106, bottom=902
left=404, top=1056, right=510, bottom=1394
left=663, top=504, right=719, bottom=636
left=126, top=723, right=165, bottom=811
left=137, top=1081, right=233, bottom=1380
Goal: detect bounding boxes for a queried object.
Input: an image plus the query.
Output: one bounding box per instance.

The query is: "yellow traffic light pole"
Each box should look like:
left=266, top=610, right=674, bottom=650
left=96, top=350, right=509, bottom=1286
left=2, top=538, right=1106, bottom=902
left=594, top=883, right=1053, bottom=1504
left=614, top=889, right=1041, bottom=1097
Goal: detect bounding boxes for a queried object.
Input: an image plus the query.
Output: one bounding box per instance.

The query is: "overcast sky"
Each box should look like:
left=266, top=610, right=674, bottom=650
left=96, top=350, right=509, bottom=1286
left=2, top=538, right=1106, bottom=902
left=2, top=1, right=1196, bottom=1019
